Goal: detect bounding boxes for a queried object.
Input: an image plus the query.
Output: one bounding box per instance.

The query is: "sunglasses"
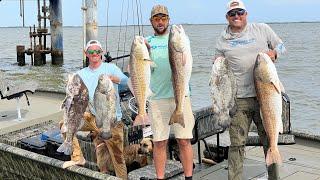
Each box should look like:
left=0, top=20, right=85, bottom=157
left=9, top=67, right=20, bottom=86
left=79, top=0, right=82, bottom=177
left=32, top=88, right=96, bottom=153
left=152, top=16, right=169, bottom=22
left=227, top=9, right=246, bottom=17
left=87, top=49, right=102, bottom=55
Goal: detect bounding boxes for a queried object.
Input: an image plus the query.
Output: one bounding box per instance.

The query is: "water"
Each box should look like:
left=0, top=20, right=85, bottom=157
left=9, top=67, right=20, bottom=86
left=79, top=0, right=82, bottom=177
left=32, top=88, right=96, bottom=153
left=0, top=23, right=319, bottom=135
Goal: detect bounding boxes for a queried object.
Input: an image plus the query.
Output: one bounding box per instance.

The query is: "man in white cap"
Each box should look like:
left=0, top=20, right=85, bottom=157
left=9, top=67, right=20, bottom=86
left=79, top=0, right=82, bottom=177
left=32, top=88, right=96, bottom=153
left=145, top=4, right=195, bottom=180
left=60, top=40, right=129, bottom=179
left=214, top=0, right=286, bottom=180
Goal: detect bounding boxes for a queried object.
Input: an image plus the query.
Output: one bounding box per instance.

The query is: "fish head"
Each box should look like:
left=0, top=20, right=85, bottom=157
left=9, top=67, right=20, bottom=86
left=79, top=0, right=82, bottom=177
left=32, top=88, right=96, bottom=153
left=212, top=57, right=229, bottom=77
left=66, top=74, right=83, bottom=96
left=169, top=25, right=189, bottom=52
left=97, top=74, right=114, bottom=94
left=132, top=36, right=151, bottom=62
left=254, top=53, right=274, bottom=83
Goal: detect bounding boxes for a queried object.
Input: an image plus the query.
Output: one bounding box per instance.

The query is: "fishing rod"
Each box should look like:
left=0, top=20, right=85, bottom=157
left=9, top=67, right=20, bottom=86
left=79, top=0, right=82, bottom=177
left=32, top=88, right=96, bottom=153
left=104, top=52, right=130, bottom=63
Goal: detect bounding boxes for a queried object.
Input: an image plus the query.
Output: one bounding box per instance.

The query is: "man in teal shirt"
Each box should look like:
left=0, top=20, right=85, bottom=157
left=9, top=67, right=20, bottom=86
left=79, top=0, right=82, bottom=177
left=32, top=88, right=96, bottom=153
left=147, top=5, right=194, bottom=180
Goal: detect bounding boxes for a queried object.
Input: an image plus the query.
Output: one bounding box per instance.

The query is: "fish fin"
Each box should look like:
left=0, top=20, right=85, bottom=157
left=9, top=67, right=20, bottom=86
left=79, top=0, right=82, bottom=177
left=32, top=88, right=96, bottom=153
left=62, top=157, right=86, bottom=168
left=127, top=78, right=134, bottom=96
left=272, top=81, right=282, bottom=94
left=182, top=53, right=187, bottom=66
left=133, top=114, right=150, bottom=126
left=279, top=81, right=285, bottom=93
left=57, top=141, right=73, bottom=155
left=60, top=123, right=67, bottom=133
left=278, top=117, right=284, bottom=134
left=62, top=161, right=78, bottom=169
left=169, top=110, right=185, bottom=128
left=260, top=109, right=264, bottom=121
left=266, top=147, right=282, bottom=167
left=146, top=88, right=154, bottom=98
left=218, top=115, right=231, bottom=129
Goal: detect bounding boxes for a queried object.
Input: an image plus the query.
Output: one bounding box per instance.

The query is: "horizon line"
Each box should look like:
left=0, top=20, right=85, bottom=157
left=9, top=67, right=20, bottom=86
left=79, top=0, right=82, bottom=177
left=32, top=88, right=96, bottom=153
left=0, top=20, right=319, bottom=28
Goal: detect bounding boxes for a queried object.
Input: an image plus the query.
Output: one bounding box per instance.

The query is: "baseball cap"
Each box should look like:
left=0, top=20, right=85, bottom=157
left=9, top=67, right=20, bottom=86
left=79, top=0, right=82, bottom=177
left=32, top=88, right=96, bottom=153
left=85, top=40, right=102, bottom=51
left=226, top=0, right=246, bottom=13
left=150, top=4, right=169, bottom=18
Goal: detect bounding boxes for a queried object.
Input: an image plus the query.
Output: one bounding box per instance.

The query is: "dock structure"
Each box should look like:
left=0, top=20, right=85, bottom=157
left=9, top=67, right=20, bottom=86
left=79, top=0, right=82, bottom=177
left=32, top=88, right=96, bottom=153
left=49, top=0, right=63, bottom=65
left=15, top=0, right=64, bottom=66
left=82, top=0, right=98, bottom=67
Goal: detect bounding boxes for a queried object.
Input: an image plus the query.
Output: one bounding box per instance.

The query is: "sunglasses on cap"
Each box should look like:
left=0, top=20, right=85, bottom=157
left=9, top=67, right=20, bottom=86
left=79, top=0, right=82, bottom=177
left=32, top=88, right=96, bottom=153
left=227, top=9, right=246, bottom=17
left=152, top=15, right=169, bottom=22
left=87, top=49, right=102, bottom=55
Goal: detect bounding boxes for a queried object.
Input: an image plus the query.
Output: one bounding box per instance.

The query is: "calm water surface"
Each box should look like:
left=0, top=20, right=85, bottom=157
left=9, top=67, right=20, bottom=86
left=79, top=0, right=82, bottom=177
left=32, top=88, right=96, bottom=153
left=0, top=23, right=319, bottom=135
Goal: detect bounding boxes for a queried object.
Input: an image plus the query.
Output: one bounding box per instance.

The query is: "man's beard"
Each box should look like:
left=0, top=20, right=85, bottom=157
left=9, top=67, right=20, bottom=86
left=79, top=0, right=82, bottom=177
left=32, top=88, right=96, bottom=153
left=153, top=24, right=169, bottom=35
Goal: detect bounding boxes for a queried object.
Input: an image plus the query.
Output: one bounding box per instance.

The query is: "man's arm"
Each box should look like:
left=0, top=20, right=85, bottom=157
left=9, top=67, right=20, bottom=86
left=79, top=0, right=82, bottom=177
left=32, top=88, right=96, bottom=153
left=264, top=24, right=287, bottom=60
left=213, top=46, right=225, bottom=63
left=111, top=64, right=129, bottom=87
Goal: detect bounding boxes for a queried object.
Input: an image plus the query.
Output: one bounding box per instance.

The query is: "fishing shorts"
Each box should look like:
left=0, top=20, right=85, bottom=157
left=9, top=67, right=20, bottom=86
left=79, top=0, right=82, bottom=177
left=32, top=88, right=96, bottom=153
left=150, top=96, right=195, bottom=142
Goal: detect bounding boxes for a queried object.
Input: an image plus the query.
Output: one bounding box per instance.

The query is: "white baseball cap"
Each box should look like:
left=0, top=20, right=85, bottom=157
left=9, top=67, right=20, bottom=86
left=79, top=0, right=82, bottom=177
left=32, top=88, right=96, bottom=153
left=85, top=40, right=102, bottom=51
left=226, top=0, right=246, bottom=14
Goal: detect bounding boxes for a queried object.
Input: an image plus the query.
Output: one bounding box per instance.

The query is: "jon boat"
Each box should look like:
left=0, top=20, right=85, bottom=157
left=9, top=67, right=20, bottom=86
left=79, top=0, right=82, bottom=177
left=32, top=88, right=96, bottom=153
left=1, top=89, right=320, bottom=180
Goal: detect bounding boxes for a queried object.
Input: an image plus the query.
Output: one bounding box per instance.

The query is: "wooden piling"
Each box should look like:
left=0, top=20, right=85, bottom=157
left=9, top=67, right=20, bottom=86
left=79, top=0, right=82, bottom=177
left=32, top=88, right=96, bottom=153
left=16, top=45, right=26, bottom=66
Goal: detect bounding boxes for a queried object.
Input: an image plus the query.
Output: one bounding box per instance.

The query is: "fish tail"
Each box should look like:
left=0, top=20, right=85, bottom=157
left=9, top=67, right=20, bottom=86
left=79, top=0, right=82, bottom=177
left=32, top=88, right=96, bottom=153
left=218, top=115, right=231, bottom=129
left=57, top=141, right=73, bottom=155
left=133, top=114, right=150, bottom=126
left=169, top=110, right=185, bottom=128
left=266, top=146, right=282, bottom=167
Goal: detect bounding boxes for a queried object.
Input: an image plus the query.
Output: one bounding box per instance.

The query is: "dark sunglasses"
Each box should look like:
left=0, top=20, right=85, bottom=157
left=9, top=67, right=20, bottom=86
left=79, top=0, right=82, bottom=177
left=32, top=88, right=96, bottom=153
left=152, top=16, right=169, bottom=22
left=227, top=9, right=246, bottom=17
left=87, top=49, right=102, bottom=55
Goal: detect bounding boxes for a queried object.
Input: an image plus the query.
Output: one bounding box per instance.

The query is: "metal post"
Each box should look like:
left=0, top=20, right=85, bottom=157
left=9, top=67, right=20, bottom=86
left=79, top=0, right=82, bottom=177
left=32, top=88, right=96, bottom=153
left=16, top=97, right=22, bottom=120
left=85, top=0, right=98, bottom=43
left=82, top=0, right=87, bottom=67
left=84, top=0, right=98, bottom=67
left=49, top=0, right=63, bottom=65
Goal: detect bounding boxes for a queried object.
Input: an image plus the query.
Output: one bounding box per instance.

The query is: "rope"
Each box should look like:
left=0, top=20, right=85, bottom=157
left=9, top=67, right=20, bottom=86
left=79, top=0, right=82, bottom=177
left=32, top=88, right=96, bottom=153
left=138, top=0, right=144, bottom=36
left=116, top=0, right=126, bottom=66
left=135, top=0, right=141, bottom=36
left=105, top=0, right=110, bottom=51
left=121, top=0, right=130, bottom=71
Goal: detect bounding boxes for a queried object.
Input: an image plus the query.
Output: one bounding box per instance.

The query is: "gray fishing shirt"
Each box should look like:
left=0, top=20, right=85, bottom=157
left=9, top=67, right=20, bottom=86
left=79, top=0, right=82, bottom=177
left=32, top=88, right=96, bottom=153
left=215, top=23, right=286, bottom=98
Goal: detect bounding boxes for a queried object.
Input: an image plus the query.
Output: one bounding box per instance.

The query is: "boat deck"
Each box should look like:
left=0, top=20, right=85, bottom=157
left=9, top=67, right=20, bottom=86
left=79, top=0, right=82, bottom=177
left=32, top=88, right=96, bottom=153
left=1, top=91, right=320, bottom=179
left=0, top=91, right=64, bottom=135
left=193, top=134, right=320, bottom=180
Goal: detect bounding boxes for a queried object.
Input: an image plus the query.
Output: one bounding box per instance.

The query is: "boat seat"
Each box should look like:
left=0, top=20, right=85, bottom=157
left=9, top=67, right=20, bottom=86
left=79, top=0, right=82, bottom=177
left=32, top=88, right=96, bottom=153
left=0, top=72, right=38, bottom=119
left=246, top=92, right=295, bottom=146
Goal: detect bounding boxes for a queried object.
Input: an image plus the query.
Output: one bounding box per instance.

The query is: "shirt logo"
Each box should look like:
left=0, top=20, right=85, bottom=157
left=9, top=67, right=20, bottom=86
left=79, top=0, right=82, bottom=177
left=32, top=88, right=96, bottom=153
left=151, top=45, right=167, bottom=49
left=228, top=38, right=255, bottom=47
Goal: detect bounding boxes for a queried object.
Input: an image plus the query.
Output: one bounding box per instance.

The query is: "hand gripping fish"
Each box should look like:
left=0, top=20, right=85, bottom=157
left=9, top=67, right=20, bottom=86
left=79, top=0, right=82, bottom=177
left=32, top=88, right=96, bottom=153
left=209, top=57, right=237, bottom=129
left=168, top=25, right=193, bottom=128
left=254, top=52, right=284, bottom=166
left=93, top=74, right=116, bottom=139
left=128, top=36, right=153, bottom=126
left=57, top=74, right=89, bottom=155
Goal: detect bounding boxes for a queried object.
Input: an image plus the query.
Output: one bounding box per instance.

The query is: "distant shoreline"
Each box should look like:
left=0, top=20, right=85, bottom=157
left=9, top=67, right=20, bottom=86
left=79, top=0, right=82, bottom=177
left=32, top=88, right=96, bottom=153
left=1, top=21, right=319, bottom=28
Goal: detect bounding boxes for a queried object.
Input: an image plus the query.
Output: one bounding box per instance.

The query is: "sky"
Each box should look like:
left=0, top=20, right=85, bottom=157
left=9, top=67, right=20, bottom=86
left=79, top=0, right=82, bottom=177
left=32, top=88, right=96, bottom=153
left=0, top=0, right=319, bottom=27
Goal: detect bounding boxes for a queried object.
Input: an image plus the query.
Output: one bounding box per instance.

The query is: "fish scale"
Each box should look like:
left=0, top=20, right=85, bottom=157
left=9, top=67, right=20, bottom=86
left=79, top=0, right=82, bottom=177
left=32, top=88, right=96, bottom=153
left=254, top=52, right=283, bottom=167
left=209, top=57, right=237, bottom=129
left=57, top=73, right=89, bottom=155
left=129, top=36, right=152, bottom=126
left=93, top=74, right=116, bottom=139
left=168, top=25, right=193, bottom=128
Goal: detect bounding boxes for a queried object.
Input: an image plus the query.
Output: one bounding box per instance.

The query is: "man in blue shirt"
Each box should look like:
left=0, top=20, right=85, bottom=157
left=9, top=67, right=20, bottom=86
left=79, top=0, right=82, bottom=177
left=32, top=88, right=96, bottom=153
left=61, top=40, right=128, bottom=178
